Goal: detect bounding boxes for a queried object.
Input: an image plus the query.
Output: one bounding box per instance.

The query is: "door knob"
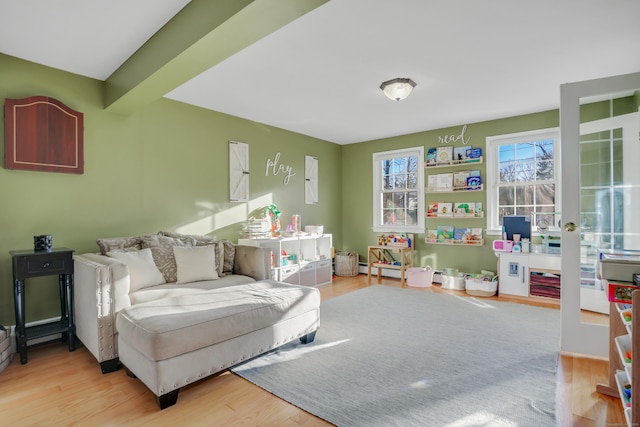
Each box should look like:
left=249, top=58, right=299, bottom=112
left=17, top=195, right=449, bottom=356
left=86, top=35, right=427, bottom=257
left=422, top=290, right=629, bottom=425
left=564, top=222, right=577, bottom=232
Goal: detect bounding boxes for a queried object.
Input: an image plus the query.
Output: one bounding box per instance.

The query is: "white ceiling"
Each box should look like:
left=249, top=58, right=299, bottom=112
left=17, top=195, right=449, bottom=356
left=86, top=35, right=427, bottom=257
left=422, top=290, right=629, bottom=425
left=1, top=0, right=639, bottom=144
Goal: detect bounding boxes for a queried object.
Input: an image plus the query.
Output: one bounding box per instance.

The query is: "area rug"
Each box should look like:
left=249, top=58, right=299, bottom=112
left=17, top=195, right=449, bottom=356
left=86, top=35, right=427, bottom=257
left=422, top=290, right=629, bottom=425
left=231, top=285, right=559, bottom=426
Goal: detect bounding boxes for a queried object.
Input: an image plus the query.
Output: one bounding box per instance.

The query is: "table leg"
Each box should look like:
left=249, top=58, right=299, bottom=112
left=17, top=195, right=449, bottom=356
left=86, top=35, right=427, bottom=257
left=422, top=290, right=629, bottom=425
left=13, top=279, right=27, bottom=364
left=65, top=274, right=76, bottom=352
left=367, top=248, right=372, bottom=283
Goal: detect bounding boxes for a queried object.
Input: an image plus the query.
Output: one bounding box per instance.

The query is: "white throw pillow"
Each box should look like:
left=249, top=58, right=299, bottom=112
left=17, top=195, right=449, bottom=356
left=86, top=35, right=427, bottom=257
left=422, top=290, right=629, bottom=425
left=173, top=245, right=219, bottom=284
left=106, top=248, right=166, bottom=292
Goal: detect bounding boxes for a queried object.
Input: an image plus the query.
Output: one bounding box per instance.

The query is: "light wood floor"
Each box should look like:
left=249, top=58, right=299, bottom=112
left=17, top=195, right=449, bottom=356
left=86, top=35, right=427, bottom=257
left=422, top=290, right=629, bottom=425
left=0, top=275, right=625, bottom=426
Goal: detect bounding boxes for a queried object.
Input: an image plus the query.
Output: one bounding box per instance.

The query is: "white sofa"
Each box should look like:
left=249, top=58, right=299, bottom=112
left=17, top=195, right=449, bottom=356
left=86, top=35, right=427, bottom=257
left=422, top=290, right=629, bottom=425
left=73, top=232, right=320, bottom=408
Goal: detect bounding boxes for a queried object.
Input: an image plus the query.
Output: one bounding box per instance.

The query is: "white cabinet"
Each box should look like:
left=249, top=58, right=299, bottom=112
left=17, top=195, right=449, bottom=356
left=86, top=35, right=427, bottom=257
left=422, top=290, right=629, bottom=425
left=238, top=234, right=332, bottom=287
left=498, top=253, right=529, bottom=297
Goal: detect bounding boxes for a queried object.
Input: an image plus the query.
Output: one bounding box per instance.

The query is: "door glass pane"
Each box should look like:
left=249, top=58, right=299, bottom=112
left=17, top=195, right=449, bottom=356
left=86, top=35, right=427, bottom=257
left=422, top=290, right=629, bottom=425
left=579, top=97, right=640, bottom=323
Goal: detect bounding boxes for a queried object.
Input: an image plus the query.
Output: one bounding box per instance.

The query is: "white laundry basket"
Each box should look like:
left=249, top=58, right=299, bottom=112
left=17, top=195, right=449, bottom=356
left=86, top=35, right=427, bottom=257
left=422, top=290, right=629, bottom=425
left=406, top=267, right=434, bottom=287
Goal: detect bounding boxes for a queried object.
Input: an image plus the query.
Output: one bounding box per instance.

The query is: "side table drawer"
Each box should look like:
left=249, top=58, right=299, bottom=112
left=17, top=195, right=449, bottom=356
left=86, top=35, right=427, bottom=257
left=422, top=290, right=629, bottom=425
left=26, top=256, right=67, bottom=275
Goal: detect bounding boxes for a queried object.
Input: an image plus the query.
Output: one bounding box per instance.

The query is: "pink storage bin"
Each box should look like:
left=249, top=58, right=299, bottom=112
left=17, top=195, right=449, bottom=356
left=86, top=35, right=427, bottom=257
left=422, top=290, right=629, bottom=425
left=406, top=267, right=434, bottom=287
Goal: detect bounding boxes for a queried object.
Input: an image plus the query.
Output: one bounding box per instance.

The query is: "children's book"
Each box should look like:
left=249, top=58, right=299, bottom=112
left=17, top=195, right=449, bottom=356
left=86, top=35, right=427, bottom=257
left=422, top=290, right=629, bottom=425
left=453, top=146, right=468, bottom=162
left=426, top=229, right=437, bottom=243
left=426, top=148, right=438, bottom=166
left=454, top=228, right=468, bottom=241
left=437, top=202, right=453, bottom=216
left=467, top=147, right=482, bottom=160
left=437, top=225, right=454, bottom=241
left=436, top=146, right=453, bottom=164
left=454, top=202, right=473, bottom=216
left=468, top=228, right=483, bottom=243
left=436, top=173, right=453, bottom=192
left=474, top=202, right=484, bottom=217
left=427, top=202, right=438, bottom=216
left=453, top=171, right=470, bottom=188
left=427, top=175, right=438, bottom=192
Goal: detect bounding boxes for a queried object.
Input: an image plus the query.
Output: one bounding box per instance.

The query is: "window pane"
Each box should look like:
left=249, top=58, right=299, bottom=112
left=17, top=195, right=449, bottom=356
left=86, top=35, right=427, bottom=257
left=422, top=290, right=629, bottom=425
left=498, top=187, right=514, bottom=205
left=515, top=185, right=533, bottom=205
left=383, top=175, right=393, bottom=191
left=394, top=174, right=407, bottom=190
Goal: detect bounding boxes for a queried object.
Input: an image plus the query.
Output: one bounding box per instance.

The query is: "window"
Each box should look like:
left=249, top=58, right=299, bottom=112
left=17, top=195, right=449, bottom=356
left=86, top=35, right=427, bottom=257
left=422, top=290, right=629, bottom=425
left=486, top=129, right=560, bottom=234
left=372, top=147, right=424, bottom=233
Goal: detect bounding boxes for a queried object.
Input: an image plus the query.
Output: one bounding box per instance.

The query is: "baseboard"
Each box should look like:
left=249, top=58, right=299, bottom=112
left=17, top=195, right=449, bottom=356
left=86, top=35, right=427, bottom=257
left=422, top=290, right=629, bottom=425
left=5, top=317, right=64, bottom=354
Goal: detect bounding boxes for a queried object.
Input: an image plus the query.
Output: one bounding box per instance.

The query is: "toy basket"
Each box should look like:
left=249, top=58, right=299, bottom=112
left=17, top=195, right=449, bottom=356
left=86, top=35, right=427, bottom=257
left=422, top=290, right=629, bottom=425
left=465, top=277, right=498, bottom=297
left=406, top=266, right=434, bottom=287
left=335, top=251, right=359, bottom=277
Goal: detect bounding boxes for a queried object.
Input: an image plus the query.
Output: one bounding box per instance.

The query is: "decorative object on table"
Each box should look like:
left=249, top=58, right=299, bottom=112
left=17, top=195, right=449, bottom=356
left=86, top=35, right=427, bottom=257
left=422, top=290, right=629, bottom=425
left=264, top=204, right=281, bottom=237
left=292, top=214, right=301, bottom=232
left=242, top=218, right=271, bottom=239
left=33, top=234, right=53, bottom=252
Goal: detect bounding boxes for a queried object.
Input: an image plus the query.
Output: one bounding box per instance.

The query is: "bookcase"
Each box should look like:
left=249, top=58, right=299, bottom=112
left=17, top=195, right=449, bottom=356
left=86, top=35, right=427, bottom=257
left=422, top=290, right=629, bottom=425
left=238, top=234, right=332, bottom=287
left=425, top=150, right=484, bottom=246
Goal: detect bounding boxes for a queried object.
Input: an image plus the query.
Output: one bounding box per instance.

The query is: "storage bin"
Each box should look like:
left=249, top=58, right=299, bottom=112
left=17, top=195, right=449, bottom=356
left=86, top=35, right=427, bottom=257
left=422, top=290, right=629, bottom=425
left=465, top=277, right=498, bottom=297
left=441, top=274, right=465, bottom=290
left=406, top=267, right=434, bottom=287
left=335, top=251, right=359, bottom=277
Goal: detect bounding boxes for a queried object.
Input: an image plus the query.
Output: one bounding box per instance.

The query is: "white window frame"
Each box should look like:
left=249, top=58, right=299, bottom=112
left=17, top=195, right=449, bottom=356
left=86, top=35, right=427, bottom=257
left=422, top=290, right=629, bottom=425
left=372, top=146, right=424, bottom=233
left=485, top=128, right=561, bottom=235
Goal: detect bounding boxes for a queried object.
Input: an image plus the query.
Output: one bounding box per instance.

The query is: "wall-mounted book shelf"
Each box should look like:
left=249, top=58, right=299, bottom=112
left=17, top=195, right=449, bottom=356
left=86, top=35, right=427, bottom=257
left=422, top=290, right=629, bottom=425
left=426, top=212, right=484, bottom=219
left=424, top=239, right=484, bottom=246
left=425, top=156, right=483, bottom=169
left=426, top=185, right=483, bottom=194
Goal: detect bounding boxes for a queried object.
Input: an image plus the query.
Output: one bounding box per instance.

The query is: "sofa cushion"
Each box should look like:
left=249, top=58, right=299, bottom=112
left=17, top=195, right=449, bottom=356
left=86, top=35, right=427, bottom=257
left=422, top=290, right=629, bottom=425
left=97, top=236, right=143, bottom=255
left=173, top=245, right=219, bottom=284
left=106, top=248, right=166, bottom=292
left=116, top=280, right=321, bottom=362
left=140, top=234, right=195, bottom=283
left=219, top=239, right=235, bottom=276
left=160, top=231, right=224, bottom=277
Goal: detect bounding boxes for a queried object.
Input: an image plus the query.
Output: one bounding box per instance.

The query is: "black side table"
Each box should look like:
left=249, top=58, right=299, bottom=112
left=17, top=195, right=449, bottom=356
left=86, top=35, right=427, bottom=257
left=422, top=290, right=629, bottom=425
left=11, top=248, right=76, bottom=364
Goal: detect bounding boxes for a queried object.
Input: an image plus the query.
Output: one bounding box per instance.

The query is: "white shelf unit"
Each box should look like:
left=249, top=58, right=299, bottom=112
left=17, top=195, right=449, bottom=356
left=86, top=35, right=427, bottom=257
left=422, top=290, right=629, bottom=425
left=597, top=292, right=639, bottom=427
left=238, top=234, right=332, bottom=287
left=425, top=156, right=483, bottom=169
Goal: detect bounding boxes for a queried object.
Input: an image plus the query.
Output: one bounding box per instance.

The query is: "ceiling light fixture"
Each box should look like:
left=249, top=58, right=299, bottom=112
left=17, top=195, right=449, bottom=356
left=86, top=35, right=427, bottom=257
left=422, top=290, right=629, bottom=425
left=380, top=78, right=416, bottom=101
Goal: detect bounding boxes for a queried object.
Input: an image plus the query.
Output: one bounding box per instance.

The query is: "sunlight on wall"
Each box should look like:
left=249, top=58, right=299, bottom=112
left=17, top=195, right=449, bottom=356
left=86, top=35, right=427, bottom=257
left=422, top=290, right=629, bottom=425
left=176, top=194, right=275, bottom=235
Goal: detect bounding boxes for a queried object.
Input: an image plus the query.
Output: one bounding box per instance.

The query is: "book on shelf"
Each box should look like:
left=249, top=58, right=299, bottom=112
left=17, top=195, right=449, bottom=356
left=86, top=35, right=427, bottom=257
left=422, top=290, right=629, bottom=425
left=453, top=171, right=470, bottom=188
left=426, top=229, right=438, bottom=243
left=427, top=175, right=438, bottom=192
left=437, top=202, right=453, bottom=216
left=468, top=228, right=483, bottom=243
left=474, top=202, right=483, bottom=217
left=436, top=146, right=453, bottom=164
left=467, top=147, right=482, bottom=160
left=454, top=227, right=468, bottom=241
left=427, top=202, right=438, bottom=216
left=453, top=202, right=474, bottom=216
left=466, top=174, right=482, bottom=190
left=436, top=225, right=454, bottom=241
left=436, top=173, right=453, bottom=191
left=426, top=148, right=438, bottom=166
left=453, top=146, right=468, bottom=162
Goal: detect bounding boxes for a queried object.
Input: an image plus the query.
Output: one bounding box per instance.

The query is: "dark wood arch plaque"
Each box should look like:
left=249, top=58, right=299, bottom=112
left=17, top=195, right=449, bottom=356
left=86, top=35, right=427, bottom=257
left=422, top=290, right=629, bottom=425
left=5, top=96, right=84, bottom=174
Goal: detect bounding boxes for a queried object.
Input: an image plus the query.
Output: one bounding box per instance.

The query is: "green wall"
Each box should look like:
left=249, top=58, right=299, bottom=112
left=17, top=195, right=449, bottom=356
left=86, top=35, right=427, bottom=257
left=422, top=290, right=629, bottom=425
left=341, top=111, right=560, bottom=274
left=6, top=51, right=618, bottom=327
left=0, top=54, right=342, bottom=325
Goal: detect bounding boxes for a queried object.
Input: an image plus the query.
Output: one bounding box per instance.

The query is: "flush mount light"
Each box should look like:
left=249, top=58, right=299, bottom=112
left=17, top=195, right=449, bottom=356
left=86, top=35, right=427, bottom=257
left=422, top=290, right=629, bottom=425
left=380, top=78, right=416, bottom=101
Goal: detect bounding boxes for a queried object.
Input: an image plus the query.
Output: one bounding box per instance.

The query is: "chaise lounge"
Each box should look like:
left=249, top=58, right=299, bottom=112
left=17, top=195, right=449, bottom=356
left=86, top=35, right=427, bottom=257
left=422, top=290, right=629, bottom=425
left=73, top=232, right=321, bottom=408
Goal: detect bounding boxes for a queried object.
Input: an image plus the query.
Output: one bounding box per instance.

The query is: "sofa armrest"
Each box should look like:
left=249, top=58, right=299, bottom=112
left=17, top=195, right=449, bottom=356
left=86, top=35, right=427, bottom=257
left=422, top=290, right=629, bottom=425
left=233, top=245, right=271, bottom=281
left=74, top=253, right=131, bottom=369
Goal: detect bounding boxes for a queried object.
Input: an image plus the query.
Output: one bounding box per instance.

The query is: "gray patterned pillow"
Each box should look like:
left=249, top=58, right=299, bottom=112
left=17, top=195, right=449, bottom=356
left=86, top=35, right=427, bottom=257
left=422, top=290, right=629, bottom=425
left=96, top=236, right=143, bottom=255
left=140, top=234, right=196, bottom=283
left=219, top=239, right=235, bottom=275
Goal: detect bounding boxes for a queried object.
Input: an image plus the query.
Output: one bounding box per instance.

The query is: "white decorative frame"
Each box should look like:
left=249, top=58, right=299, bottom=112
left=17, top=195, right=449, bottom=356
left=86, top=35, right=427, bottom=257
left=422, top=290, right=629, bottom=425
left=305, top=155, right=318, bottom=204
left=229, top=141, right=249, bottom=202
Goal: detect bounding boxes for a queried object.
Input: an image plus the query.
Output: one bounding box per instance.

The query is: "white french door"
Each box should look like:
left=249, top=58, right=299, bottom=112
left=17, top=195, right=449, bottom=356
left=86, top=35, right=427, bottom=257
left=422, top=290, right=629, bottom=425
left=560, top=72, right=640, bottom=357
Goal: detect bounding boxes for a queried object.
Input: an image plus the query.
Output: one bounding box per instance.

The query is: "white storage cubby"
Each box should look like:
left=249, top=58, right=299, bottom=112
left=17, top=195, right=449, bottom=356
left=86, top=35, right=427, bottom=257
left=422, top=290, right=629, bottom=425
left=238, top=234, right=332, bottom=287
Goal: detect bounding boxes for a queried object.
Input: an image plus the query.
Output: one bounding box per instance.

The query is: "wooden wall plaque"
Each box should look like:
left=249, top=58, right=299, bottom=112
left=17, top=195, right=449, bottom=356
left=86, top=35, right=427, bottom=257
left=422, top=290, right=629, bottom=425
left=5, top=96, right=84, bottom=174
